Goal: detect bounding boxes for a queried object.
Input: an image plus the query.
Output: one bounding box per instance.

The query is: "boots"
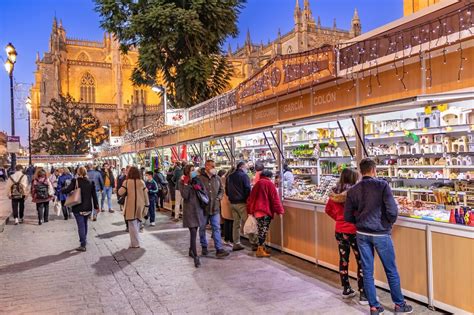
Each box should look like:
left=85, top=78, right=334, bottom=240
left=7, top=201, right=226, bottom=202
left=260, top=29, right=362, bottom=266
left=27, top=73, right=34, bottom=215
left=194, top=256, right=201, bottom=268
left=256, top=246, right=271, bottom=258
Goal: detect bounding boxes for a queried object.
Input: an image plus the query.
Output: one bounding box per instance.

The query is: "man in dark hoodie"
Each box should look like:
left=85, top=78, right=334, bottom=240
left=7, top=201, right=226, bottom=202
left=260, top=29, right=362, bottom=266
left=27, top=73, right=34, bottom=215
left=344, top=158, right=412, bottom=315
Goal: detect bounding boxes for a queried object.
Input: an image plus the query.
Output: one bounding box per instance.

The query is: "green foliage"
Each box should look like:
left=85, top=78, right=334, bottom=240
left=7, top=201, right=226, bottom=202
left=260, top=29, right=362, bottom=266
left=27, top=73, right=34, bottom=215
left=292, top=145, right=314, bottom=157
left=32, top=95, right=107, bottom=155
left=95, top=0, right=245, bottom=108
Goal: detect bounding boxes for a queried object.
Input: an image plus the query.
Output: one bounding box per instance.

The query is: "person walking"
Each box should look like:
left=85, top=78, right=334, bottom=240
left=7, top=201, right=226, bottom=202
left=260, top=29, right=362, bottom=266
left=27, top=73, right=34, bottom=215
left=179, top=164, right=206, bottom=267
left=31, top=168, right=55, bottom=225
left=219, top=169, right=234, bottom=247
left=325, top=168, right=367, bottom=303
left=166, top=165, right=176, bottom=216
left=153, top=169, right=168, bottom=211
left=100, top=162, right=116, bottom=213
left=25, top=165, right=35, bottom=184
left=226, top=161, right=258, bottom=251
left=62, top=166, right=99, bottom=252
left=172, top=162, right=184, bottom=221
left=6, top=164, right=28, bottom=225
left=118, top=166, right=149, bottom=248
left=198, top=160, right=229, bottom=258
left=49, top=168, right=60, bottom=191
left=87, top=164, right=104, bottom=220
left=144, top=171, right=159, bottom=226
left=116, top=168, right=127, bottom=211
left=246, top=170, right=284, bottom=258
left=57, top=168, right=74, bottom=220
left=345, top=158, right=413, bottom=315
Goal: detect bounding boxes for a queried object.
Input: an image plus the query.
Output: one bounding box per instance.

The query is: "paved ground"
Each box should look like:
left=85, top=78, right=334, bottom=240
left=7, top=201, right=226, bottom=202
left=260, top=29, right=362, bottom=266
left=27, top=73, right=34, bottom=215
left=0, top=196, right=442, bottom=315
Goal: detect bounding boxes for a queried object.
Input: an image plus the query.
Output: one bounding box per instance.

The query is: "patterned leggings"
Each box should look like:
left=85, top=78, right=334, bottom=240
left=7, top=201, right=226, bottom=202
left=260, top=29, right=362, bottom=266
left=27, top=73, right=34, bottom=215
left=256, top=216, right=272, bottom=246
left=335, top=232, right=364, bottom=292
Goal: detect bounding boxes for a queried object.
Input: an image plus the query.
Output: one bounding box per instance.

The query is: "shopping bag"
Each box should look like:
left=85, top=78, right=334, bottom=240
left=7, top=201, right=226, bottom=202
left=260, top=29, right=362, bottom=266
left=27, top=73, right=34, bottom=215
left=243, top=215, right=258, bottom=235
left=54, top=199, right=62, bottom=216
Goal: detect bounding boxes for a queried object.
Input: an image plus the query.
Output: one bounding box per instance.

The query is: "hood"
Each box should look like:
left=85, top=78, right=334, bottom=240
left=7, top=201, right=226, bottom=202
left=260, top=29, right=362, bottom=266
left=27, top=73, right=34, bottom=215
left=329, top=191, right=347, bottom=203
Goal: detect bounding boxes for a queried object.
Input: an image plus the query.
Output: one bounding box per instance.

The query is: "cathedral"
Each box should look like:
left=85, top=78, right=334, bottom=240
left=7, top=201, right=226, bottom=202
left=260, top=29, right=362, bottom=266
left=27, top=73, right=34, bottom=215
left=30, top=0, right=361, bottom=137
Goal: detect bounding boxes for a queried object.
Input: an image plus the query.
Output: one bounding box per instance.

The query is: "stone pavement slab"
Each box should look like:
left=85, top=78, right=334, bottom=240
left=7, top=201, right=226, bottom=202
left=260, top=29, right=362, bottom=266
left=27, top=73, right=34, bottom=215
left=0, top=197, right=443, bottom=315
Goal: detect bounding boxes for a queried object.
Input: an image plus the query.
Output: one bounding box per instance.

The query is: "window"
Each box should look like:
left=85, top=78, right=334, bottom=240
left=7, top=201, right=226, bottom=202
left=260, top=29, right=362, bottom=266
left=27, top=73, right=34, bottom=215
left=77, top=52, right=89, bottom=61
left=287, top=45, right=293, bottom=54
left=80, top=72, right=95, bottom=103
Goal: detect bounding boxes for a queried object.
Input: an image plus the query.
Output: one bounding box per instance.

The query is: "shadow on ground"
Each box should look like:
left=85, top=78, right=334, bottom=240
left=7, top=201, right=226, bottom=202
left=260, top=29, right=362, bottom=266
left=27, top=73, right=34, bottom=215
left=91, top=248, right=146, bottom=276
left=0, top=250, right=81, bottom=274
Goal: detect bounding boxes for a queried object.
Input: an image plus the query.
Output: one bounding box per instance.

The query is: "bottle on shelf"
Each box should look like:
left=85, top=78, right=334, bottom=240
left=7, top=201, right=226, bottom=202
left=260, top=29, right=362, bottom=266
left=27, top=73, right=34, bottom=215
left=449, top=209, right=456, bottom=224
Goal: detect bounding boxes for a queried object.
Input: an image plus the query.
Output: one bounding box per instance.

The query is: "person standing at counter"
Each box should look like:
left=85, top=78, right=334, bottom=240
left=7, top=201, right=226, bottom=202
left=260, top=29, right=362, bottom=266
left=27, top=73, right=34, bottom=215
left=344, top=158, right=413, bottom=315
left=172, top=161, right=184, bottom=222
left=325, top=168, right=367, bottom=304
left=246, top=170, right=284, bottom=258
left=282, top=164, right=294, bottom=190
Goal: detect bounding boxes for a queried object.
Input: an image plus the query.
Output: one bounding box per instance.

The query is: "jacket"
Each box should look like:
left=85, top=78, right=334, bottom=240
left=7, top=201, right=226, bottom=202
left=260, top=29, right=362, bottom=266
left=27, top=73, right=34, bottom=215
left=101, top=170, right=115, bottom=188
left=179, top=177, right=206, bottom=228
left=145, top=179, right=159, bottom=197
left=31, top=177, right=55, bottom=203
left=87, top=170, right=104, bottom=191
left=62, top=177, right=99, bottom=213
left=247, top=177, right=285, bottom=218
left=344, top=176, right=398, bottom=235
left=117, top=174, right=127, bottom=190
left=6, top=171, right=28, bottom=199
left=325, top=191, right=357, bottom=234
left=118, top=179, right=149, bottom=221
left=220, top=176, right=233, bottom=221
left=198, top=172, right=224, bottom=215
left=56, top=173, right=73, bottom=201
left=153, top=172, right=168, bottom=189
left=172, top=167, right=183, bottom=187
left=226, top=169, right=251, bottom=204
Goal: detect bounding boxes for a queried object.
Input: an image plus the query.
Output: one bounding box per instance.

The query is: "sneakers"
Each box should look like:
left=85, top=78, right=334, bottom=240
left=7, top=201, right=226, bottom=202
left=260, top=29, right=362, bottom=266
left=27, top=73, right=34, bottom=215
left=394, top=302, right=413, bottom=314
left=370, top=306, right=384, bottom=315
left=76, top=246, right=87, bottom=252
left=216, top=249, right=230, bottom=258
left=14, top=218, right=19, bottom=225
left=150, top=222, right=156, bottom=226
left=232, top=243, right=245, bottom=251
left=201, top=247, right=209, bottom=256
left=342, top=287, right=356, bottom=299
left=19, top=218, right=24, bottom=224
left=92, top=215, right=97, bottom=221
left=108, top=209, right=115, bottom=213
left=256, top=246, right=271, bottom=258
left=101, top=209, right=105, bottom=212
left=359, top=292, right=369, bottom=305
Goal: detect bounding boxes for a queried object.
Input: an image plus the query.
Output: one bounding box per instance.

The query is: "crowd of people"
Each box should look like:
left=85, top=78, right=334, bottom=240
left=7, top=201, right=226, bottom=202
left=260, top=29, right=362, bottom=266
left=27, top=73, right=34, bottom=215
left=4, top=157, right=413, bottom=314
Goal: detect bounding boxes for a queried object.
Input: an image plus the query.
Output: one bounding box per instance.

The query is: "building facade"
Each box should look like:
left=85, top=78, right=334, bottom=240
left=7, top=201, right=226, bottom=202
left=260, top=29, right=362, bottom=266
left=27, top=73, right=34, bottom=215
left=404, top=0, right=442, bottom=16
left=30, top=18, right=162, bottom=138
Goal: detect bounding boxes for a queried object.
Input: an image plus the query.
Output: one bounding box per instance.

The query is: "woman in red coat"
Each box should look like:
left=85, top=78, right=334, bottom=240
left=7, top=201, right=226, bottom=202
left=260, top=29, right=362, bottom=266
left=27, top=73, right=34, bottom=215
left=247, top=170, right=284, bottom=258
left=325, top=168, right=367, bottom=304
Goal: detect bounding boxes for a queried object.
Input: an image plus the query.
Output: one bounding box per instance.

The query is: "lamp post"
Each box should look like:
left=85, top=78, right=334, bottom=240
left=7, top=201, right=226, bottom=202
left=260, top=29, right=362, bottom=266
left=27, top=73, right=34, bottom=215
left=4, top=43, right=17, bottom=171
left=102, top=124, right=112, bottom=144
left=26, top=97, right=32, bottom=166
left=151, top=85, right=167, bottom=125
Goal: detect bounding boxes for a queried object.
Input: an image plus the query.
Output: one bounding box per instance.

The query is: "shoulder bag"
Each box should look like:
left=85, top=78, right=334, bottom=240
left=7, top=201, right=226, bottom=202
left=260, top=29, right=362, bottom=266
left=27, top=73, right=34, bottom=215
left=118, top=180, right=128, bottom=205
left=65, top=179, right=82, bottom=207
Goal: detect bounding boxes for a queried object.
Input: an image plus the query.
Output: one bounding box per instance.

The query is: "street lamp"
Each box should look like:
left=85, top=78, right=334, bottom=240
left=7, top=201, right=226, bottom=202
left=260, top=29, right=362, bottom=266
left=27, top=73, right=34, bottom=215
left=152, top=85, right=167, bottom=125
left=4, top=42, right=17, bottom=171
left=26, top=97, right=32, bottom=166
left=102, top=124, right=112, bottom=143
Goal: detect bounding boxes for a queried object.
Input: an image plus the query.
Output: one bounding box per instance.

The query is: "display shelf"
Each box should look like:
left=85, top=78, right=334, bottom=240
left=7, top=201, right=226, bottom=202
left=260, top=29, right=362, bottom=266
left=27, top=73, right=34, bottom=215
left=235, top=144, right=274, bottom=150
left=283, top=137, right=356, bottom=148
left=288, top=165, right=318, bottom=169
left=366, top=124, right=473, bottom=140
left=392, top=188, right=466, bottom=195
left=396, top=165, right=444, bottom=169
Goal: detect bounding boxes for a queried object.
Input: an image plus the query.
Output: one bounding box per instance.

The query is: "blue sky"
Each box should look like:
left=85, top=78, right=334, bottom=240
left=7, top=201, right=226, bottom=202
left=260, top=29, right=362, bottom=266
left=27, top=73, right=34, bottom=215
left=0, top=0, right=402, bottom=145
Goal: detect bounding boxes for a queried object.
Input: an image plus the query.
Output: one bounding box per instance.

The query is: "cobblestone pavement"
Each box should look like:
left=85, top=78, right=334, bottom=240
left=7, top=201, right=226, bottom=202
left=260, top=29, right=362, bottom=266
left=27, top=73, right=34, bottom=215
left=0, top=197, right=441, bottom=315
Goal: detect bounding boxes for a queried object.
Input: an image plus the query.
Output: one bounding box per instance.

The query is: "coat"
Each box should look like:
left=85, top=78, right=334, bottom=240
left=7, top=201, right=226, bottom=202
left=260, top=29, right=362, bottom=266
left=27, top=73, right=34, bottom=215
left=325, top=191, right=357, bottom=234
left=226, top=169, right=251, bottom=204
left=87, top=170, right=104, bottom=191
left=220, top=176, right=233, bottom=221
left=118, top=179, right=149, bottom=221
left=179, top=177, right=206, bottom=228
left=247, top=177, right=284, bottom=219
left=31, top=177, right=55, bottom=203
left=62, top=177, right=99, bottom=213
left=56, top=173, right=73, bottom=202
left=198, top=172, right=223, bottom=215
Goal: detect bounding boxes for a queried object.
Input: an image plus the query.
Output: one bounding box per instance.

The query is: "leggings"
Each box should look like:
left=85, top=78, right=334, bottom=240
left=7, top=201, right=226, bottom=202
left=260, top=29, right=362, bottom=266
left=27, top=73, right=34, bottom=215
left=335, top=232, right=364, bottom=292
left=223, top=219, right=233, bottom=243
left=189, top=227, right=198, bottom=256
left=256, top=216, right=272, bottom=246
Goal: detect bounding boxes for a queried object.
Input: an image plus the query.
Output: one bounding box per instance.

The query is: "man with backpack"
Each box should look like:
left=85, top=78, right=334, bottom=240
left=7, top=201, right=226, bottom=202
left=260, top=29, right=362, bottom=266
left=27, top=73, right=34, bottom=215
left=6, top=165, right=28, bottom=225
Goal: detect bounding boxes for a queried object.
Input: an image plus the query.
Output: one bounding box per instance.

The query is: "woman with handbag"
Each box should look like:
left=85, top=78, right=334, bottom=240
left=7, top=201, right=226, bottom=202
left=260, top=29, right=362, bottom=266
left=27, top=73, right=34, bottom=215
left=62, top=166, right=99, bottom=252
left=179, top=164, right=206, bottom=268
left=118, top=166, right=149, bottom=248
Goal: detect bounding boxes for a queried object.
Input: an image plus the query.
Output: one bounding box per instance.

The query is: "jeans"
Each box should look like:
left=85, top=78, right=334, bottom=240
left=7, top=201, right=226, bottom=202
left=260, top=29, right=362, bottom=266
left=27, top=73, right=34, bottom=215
left=101, top=186, right=113, bottom=210
left=231, top=203, right=258, bottom=245
left=357, top=233, right=405, bottom=307
left=335, top=232, right=364, bottom=292
left=148, top=195, right=156, bottom=223
left=74, top=212, right=89, bottom=247
left=94, top=188, right=101, bottom=215
left=199, top=212, right=223, bottom=251
left=36, top=202, right=49, bottom=223
left=11, top=198, right=25, bottom=219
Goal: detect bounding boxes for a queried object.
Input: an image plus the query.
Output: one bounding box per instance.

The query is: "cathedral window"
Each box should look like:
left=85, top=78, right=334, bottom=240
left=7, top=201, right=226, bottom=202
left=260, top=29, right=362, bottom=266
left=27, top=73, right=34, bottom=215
left=287, top=46, right=293, bottom=54
left=77, top=52, right=89, bottom=61
left=80, top=72, right=96, bottom=103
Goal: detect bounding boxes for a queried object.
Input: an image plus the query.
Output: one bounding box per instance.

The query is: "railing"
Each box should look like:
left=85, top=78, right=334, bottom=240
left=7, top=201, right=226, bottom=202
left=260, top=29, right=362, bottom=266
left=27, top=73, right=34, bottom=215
left=66, top=38, right=104, bottom=48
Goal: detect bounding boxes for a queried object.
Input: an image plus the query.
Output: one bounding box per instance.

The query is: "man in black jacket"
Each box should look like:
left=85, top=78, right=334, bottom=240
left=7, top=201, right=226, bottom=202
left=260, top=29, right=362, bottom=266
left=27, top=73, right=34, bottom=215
left=344, top=158, right=412, bottom=315
left=225, top=161, right=258, bottom=251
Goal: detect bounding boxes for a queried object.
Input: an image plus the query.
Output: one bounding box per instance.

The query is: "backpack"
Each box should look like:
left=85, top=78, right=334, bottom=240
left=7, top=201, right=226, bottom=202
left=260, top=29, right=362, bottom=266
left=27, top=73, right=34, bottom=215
left=35, top=180, right=50, bottom=200
left=10, top=175, right=25, bottom=199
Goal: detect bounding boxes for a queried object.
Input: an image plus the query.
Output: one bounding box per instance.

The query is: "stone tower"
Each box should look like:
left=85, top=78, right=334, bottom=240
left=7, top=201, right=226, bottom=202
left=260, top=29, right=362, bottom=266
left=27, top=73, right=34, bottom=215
left=350, top=8, right=362, bottom=37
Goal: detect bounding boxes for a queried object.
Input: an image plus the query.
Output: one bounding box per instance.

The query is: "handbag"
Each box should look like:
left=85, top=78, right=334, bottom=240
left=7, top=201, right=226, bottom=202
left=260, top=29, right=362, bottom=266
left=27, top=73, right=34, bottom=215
left=117, top=180, right=128, bottom=205
left=65, top=179, right=82, bottom=207
left=195, top=189, right=209, bottom=208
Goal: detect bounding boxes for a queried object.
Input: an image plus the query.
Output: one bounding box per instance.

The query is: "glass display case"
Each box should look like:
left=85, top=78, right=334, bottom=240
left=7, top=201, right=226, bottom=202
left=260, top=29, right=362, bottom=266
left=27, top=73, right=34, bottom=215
left=202, top=137, right=232, bottom=170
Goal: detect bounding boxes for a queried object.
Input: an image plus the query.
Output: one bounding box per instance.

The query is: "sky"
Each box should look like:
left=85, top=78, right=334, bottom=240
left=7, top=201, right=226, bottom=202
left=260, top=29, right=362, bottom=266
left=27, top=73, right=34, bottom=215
left=0, top=0, right=402, bottom=146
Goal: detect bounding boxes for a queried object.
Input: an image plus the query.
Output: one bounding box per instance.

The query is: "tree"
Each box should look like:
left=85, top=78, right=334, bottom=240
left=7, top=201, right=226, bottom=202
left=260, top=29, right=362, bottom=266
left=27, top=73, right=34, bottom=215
left=95, top=0, right=245, bottom=108
left=32, top=95, right=107, bottom=155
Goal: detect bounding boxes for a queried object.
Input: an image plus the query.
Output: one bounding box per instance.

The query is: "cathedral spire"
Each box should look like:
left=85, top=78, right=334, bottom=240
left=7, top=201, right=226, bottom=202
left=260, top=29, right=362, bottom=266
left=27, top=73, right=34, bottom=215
left=227, top=42, right=232, bottom=56
left=52, top=16, right=58, bottom=30
left=350, top=8, right=362, bottom=37
left=352, top=7, right=360, bottom=21
left=333, top=18, right=337, bottom=29
left=245, top=28, right=251, bottom=46
left=36, top=52, right=40, bottom=63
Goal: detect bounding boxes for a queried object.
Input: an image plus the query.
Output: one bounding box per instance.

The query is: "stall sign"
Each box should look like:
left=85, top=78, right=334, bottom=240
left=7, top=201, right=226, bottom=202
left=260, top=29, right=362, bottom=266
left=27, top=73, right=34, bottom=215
left=7, top=136, right=20, bottom=153
left=110, top=136, right=124, bottom=147
left=166, top=109, right=188, bottom=126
